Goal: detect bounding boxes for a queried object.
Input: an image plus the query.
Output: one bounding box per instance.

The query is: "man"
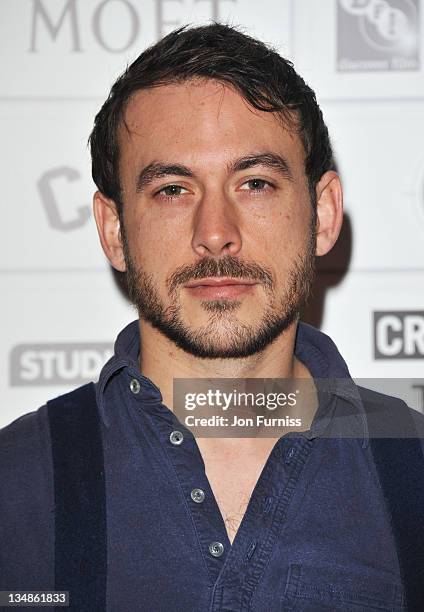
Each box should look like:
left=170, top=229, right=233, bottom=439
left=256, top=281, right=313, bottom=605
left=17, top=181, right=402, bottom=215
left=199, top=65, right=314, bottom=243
left=1, top=23, right=424, bottom=612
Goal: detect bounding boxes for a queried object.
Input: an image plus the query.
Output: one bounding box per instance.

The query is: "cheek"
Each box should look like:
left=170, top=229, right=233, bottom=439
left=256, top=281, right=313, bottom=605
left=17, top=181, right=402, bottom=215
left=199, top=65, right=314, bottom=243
left=262, top=208, right=307, bottom=250
left=124, top=210, right=155, bottom=258
left=128, top=222, right=178, bottom=283
left=127, top=199, right=186, bottom=242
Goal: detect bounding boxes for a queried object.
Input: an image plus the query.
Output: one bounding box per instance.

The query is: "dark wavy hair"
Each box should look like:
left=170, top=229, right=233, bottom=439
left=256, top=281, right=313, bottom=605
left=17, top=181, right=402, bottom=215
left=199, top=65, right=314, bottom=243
left=89, top=22, right=334, bottom=217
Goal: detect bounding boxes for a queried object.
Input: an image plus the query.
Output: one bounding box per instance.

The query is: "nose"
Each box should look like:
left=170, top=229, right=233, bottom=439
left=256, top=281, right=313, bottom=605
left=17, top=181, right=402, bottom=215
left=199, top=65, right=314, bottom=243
left=191, top=188, right=242, bottom=258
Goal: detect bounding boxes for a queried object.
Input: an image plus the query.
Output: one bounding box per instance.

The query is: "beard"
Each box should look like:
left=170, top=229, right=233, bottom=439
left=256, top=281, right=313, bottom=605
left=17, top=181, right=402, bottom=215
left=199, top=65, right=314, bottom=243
left=120, top=218, right=316, bottom=359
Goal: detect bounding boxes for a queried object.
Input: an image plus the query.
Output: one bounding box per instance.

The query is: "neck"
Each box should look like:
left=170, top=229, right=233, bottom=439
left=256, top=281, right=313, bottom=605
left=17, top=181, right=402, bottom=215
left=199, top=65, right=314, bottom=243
left=138, top=317, right=312, bottom=412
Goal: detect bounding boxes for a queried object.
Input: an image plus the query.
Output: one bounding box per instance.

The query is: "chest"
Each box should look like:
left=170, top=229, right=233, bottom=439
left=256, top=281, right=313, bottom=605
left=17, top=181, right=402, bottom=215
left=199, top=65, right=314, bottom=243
left=200, top=447, right=274, bottom=544
left=208, top=475, right=253, bottom=544
left=107, top=424, right=405, bottom=610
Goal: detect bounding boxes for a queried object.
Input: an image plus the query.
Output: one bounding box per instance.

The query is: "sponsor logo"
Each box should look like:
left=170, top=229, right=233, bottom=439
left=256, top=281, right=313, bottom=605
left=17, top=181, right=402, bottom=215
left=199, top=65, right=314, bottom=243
left=374, top=311, right=424, bottom=358
left=337, top=0, right=420, bottom=71
left=29, top=0, right=140, bottom=53
left=10, top=343, right=113, bottom=386
left=28, top=0, right=234, bottom=51
left=37, top=167, right=91, bottom=231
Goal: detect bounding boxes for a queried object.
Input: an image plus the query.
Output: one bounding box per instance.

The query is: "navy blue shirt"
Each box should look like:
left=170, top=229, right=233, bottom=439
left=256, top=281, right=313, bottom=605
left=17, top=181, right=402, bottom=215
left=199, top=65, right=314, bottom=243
left=0, top=320, right=411, bottom=611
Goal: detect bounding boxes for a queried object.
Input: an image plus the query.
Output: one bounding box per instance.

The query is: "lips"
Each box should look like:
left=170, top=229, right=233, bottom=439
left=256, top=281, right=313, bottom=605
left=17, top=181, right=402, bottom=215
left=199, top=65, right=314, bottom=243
left=184, top=278, right=257, bottom=288
left=183, top=278, right=258, bottom=300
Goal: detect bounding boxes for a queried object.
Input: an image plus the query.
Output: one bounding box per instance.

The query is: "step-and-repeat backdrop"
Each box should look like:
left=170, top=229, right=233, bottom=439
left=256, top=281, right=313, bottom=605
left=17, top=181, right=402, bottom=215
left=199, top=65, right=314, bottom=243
left=1, top=0, right=423, bottom=428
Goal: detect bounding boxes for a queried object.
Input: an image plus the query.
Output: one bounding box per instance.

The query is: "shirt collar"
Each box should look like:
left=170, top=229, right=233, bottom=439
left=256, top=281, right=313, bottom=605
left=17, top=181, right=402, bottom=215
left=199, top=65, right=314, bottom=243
left=96, top=319, right=368, bottom=447
left=293, top=322, right=369, bottom=447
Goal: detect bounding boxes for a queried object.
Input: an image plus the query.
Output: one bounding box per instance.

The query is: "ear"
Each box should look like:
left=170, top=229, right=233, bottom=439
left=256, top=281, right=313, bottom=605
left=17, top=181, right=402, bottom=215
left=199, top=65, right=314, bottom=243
left=314, top=171, right=344, bottom=257
left=93, top=191, right=126, bottom=272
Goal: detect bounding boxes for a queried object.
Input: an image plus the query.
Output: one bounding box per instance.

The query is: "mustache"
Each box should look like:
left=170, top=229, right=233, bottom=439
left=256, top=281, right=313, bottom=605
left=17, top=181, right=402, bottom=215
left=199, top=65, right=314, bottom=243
left=168, top=255, right=274, bottom=294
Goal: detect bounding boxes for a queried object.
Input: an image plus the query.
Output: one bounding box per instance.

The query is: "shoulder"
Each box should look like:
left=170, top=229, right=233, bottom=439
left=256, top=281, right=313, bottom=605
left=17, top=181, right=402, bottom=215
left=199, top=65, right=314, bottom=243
left=356, top=384, right=424, bottom=454
left=0, top=403, right=52, bottom=496
left=356, top=384, right=424, bottom=422
left=0, top=405, right=56, bottom=586
left=0, top=384, right=99, bottom=586
left=356, top=385, right=410, bottom=408
left=0, top=404, right=50, bottom=469
left=0, top=383, right=97, bottom=481
left=0, top=403, right=54, bottom=558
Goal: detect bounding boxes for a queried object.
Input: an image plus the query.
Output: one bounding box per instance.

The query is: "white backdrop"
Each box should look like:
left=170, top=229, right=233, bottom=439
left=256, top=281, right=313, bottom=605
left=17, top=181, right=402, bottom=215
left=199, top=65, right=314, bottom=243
left=1, top=0, right=423, bottom=428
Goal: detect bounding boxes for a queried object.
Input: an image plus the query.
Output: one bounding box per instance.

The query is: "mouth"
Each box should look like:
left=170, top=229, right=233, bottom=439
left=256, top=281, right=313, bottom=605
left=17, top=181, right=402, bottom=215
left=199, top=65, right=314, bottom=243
left=184, top=278, right=258, bottom=299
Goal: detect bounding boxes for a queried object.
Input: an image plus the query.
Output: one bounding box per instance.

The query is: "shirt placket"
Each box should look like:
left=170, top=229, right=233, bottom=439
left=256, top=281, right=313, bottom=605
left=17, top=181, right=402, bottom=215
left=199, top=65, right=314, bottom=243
left=138, top=385, right=316, bottom=611
left=150, top=413, right=233, bottom=584
left=210, top=436, right=315, bottom=612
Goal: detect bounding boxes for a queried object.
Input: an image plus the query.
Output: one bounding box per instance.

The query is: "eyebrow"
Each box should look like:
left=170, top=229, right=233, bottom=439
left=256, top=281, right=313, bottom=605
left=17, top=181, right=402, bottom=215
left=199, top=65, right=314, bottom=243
left=135, top=152, right=294, bottom=193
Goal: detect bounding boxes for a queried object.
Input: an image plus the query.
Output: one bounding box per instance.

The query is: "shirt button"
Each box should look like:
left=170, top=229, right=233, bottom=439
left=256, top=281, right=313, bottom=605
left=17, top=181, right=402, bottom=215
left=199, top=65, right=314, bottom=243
left=169, top=430, right=184, bottom=445
left=209, top=541, right=224, bottom=557
left=190, top=488, right=205, bottom=503
left=129, top=378, right=141, bottom=394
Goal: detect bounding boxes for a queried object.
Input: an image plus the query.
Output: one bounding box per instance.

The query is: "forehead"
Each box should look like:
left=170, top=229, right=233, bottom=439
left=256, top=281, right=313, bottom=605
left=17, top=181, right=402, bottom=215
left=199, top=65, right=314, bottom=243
left=118, top=79, right=304, bottom=170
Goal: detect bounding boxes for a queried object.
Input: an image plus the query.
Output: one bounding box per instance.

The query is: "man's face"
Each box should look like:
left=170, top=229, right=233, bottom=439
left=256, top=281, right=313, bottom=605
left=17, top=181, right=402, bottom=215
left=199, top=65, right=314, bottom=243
left=117, top=78, right=316, bottom=359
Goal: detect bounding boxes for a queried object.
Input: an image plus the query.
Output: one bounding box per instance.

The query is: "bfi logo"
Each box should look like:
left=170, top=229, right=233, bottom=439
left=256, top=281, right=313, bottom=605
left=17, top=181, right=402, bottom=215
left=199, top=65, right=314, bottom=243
left=10, top=343, right=113, bottom=386
left=337, top=0, right=420, bottom=72
left=374, top=311, right=424, bottom=359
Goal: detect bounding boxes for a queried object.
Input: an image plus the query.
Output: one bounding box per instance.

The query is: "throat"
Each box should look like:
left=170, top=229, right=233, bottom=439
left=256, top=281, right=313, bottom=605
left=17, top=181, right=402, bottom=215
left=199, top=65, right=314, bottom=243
left=195, top=437, right=280, bottom=544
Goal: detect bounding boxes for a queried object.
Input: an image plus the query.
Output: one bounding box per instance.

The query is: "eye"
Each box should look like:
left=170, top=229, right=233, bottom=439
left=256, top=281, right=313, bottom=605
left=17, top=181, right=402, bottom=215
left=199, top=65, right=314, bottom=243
left=155, top=184, right=189, bottom=200
left=239, top=178, right=274, bottom=192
